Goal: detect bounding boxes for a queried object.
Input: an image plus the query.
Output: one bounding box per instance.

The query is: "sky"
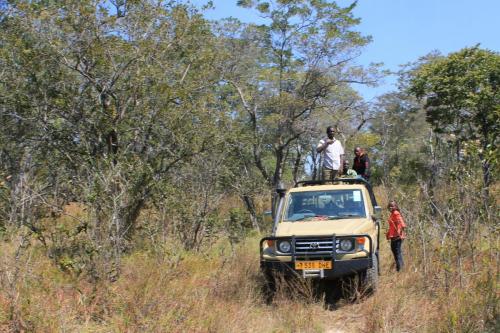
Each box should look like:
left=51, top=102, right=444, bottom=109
left=191, top=0, right=500, bottom=100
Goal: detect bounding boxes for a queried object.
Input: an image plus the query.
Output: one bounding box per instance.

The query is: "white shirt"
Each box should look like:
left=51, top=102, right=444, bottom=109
left=317, top=138, right=344, bottom=170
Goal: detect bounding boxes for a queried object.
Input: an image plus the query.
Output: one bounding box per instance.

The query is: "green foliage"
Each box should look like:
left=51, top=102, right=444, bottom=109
left=410, top=47, right=499, bottom=135
left=219, top=0, right=375, bottom=188
left=226, top=208, right=254, bottom=246
left=48, top=223, right=98, bottom=278
left=0, top=0, right=239, bottom=280
left=409, top=47, right=500, bottom=185
left=369, top=91, right=432, bottom=184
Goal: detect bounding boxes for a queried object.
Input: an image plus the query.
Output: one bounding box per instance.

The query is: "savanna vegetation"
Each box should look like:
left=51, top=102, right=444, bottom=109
left=0, top=1, right=498, bottom=332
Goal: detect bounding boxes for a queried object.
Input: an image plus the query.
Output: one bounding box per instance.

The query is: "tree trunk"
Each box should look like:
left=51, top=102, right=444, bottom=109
left=479, top=151, right=491, bottom=205
left=242, top=194, right=260, bottom=233
left=9, top=149, right=33, bottom=227
left=272, top=148, right=284, bottom=189
left=427, top=130, right=438, bottom=216
left=292, top=145, right=302, bottom=184
left=310, top=146, right=319, bottom=181
left=479, top=110, right=492, bottom=195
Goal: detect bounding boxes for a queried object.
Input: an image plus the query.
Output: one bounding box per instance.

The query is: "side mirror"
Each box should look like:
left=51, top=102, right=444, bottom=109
left=372, top=206, right=382, bottom=221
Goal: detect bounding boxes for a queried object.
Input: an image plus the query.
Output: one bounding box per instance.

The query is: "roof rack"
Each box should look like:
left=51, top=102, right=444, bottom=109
left=294, top=177, right=371, bottom=188
left=294, top=177, right=378, bottom=206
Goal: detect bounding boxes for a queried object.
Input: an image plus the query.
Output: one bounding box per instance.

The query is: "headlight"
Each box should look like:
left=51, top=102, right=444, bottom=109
left=278, top=240, right=291, bottom=253
left=339, top=239, right=354, bottom=251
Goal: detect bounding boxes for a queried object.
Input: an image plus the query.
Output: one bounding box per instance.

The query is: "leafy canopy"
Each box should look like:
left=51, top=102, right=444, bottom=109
left=410, top=47, right=499, bottom=145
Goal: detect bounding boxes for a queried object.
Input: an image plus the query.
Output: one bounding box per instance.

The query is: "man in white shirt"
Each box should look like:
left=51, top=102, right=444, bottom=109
left=316, top=126, right=344, bottom=181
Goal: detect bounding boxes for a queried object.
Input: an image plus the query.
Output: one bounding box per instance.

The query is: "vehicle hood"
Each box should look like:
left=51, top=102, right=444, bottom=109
left=275, top=218, right=373, bottom=237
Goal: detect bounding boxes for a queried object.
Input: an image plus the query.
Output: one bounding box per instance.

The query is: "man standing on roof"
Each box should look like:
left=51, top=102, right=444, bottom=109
left=317, top=126, right=344, bottom=181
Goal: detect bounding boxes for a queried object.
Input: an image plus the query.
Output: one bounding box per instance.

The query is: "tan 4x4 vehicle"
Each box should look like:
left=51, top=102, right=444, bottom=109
left=260, top=178, right=381, bottom=294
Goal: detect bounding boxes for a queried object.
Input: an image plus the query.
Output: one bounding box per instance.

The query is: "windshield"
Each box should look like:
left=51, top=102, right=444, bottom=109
left=284, top=189, right=366, bottom=222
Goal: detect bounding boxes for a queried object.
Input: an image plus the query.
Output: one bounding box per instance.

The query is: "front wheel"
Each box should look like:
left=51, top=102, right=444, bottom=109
left=360, top=253, right=379, bottom=293
left=261, top=269, right=276, bottom=304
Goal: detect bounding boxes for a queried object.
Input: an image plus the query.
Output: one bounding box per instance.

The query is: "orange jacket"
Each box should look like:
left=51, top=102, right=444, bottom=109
left=386, top=210, right=406, bottom=240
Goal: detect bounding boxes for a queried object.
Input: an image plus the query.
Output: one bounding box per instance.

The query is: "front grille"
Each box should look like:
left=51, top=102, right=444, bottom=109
left=295, top=237, right=335, bottom=255
left=294, top=237, right=355, bottom=257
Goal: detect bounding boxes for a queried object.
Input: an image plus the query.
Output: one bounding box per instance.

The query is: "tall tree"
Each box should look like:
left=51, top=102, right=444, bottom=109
left=0, top=0, right=229, bottom=276
left=409, top=47, right=500, bottom=189
left=221, top=0, right=376, bottom=191
left=370, top=91, right=431, bottom=184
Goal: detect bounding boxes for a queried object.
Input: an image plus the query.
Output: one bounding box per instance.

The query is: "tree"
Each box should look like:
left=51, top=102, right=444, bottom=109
left=370, top=91, right=432, bottom=185
left=221, top=0, right=376, bottom=194
left=0, top=0, right=230, bottom=278
left=409, top=47, right=500, bottom=189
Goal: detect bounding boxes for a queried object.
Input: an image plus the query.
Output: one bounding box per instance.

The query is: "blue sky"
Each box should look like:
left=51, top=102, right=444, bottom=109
left=192, top=0, right=500, bottom=100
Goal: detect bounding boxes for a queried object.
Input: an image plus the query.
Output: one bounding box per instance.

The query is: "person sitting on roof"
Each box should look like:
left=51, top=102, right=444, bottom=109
left=352, top=147, right=371, bottom=181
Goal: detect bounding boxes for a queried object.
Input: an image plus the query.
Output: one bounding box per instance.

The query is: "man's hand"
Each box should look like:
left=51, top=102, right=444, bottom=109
left=317, top=138, right=334, bottom=153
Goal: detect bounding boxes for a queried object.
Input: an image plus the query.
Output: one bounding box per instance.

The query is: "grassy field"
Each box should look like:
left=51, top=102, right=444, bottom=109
left=1, top=185, right=498, bottom=332
left=1, top=228, right=497, bottom=333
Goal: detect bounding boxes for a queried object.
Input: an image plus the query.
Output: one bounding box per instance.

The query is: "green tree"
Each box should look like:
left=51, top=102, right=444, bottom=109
left=369, top=91, right=430, bottom=184
left=222, top=0, right=376, bottom=189
left=0, top=0, right=230, bottom=277
left=409, top=47, right=500, bottom=189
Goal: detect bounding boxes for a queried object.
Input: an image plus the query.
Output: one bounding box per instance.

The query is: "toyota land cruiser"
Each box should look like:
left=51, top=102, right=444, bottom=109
left=260, top=177, right=381, bottom=295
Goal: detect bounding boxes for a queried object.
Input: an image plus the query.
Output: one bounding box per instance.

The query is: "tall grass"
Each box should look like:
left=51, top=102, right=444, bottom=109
left=1, top=235, right=333, bottom=332
left=0, top=181, right=498, bottom=332
left=366, top=180, right=499, bottom=333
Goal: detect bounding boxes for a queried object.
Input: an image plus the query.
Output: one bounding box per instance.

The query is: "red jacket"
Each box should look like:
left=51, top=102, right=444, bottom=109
left=386, top=210, right=406, bottom=240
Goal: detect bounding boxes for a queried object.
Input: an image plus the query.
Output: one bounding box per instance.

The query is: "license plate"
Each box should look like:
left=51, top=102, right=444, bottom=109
left=295, top=261, right=332, bottom=270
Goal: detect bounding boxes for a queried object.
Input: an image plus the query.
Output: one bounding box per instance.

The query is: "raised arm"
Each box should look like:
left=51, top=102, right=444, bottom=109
left=316, top=139, right=330, bottom=153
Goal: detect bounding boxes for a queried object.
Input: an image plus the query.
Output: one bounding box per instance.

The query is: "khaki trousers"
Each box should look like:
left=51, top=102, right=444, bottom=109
left=322, top=168, right=338, bottom=181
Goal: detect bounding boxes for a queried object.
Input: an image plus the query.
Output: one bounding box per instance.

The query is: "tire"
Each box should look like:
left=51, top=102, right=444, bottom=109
left=322, top=280, right=342, bottom=308
left=340, top=275, right=359, bottom=302
left=361, top=253, right=379, bottom=293
left=261, top=269, right=276, bottom=304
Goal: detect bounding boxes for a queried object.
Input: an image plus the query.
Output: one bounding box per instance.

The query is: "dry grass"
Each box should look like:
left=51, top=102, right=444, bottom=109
left=1, top=182, right=498, bottom=332
left=0, top=231, right=497, bottom=332
left=364, top=242, right=441, bottom=332
left=1, top=236, right=329, bottom=332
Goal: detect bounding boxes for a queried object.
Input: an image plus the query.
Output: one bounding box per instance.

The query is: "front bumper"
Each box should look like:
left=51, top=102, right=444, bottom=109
left=260, top=234, right=374, bottom=279
left=261, top=257, right=371, bottom=279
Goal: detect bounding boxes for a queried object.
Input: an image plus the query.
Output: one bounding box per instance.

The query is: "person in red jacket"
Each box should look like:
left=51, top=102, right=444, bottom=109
left=386, top=200, right=406, bottom=271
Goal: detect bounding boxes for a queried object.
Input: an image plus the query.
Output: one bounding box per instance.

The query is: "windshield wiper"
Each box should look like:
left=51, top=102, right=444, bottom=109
left=288, top=214, right=326, bottom=222
left=326, top=216, right=343, bottom=220
left=291, top=215, right=317, bottom=221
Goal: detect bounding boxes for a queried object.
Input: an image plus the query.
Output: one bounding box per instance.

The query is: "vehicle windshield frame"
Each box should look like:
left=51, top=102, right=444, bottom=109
left=282, top=189, right=367, bottom=222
